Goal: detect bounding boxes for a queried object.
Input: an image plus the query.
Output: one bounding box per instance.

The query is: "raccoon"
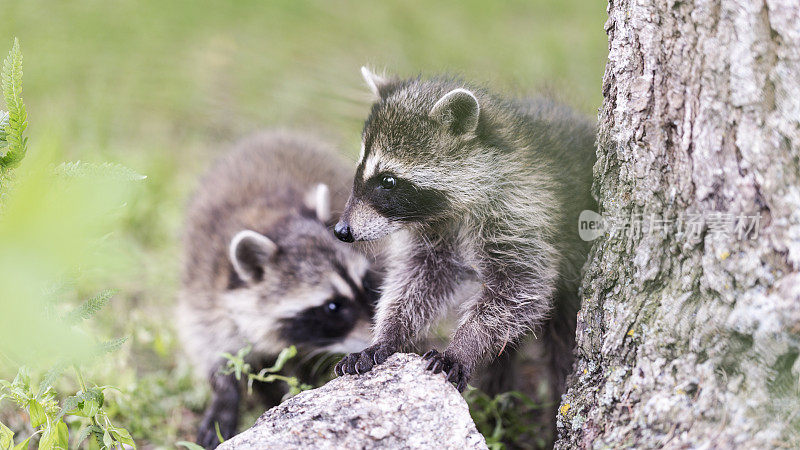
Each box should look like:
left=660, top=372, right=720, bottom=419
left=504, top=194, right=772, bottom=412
left=333, top=68, right=596, bottom=402
left=177, top=131, right=378, bottom=448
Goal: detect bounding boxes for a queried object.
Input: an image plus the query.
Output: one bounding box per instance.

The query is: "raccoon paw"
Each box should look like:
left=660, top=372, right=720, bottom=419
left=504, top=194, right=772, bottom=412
left=334, top=343, right=396, bottom=376
left=423, top=349, right=470, bottom=392
left=196, top=407, right=237, bottom=449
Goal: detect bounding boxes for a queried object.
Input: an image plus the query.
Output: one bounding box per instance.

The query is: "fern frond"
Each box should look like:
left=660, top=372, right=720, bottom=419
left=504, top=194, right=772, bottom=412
left=39, top=363, right=68, bottom=394
left=98, top=336, right=128, bottom=354
left=54, top=161, right=147, bottom=181
left=0, top=110, right=8, bottom=147
left=66, top=289, right=115, bottom=324
left=1, top=38, right=27, bottom=170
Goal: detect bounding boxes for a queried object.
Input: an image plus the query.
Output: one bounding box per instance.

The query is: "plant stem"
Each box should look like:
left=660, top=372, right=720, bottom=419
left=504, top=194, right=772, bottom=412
left=73, top=365, right=102, bottom=430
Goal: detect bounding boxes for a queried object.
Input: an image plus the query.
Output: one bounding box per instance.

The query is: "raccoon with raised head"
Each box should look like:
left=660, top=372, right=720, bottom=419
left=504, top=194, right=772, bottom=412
left=178, top=131, right=379, bottom=448
left=333, top=69, right=596, bottom=401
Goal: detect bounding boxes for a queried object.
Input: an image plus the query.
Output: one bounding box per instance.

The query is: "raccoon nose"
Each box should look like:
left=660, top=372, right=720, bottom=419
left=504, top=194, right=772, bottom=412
left=334, top=221, right=354, bottom=242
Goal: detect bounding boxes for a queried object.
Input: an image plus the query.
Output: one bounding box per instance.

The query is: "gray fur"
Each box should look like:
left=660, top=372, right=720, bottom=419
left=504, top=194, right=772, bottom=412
left=178, top=131, right=375, bottom=447
left=336, top=72, right=596, bottom=398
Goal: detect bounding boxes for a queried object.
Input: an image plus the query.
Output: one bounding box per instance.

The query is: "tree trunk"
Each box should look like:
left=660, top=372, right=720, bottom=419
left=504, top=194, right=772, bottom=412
left=557, top=0, right=800, bottom=448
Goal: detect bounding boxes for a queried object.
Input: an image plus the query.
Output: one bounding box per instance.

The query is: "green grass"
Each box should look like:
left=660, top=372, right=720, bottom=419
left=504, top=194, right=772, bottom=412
left=1, top=1, right=607, bottom=447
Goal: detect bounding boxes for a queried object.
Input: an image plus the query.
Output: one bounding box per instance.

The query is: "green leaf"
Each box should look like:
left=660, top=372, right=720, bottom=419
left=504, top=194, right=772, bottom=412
left=1, top=38, right=27, bottom=170
left=220, top=346, right=252, bottom=380
left=71, top=388, right=104, bottom=418
left=0, top=382, right=30, bottom=407
left=97, top=337, right=128, bottom=355
left=12, top=436, right=32, bottom=450
left=102, top=430, right=112, bottom=449
left=38, top=426, right=55, bottom=450
left=176, top=442, right=205, bottom=450
left=74, top=425, right=99, bottom=448
left=214, top=422, right=224, bottom=444
left=287, top=382, right=313, bottom=397
left=0, top=421, right=14, bottom=449
left=55, top=421, right=68, bottom=450
left=38, top=364, right=67, bottom=395
left=91, top=428, right=105, bottom=448
left=14, top=367, right=31, bottom=392
left=65, top=290, right=115, bottom=324
left=0, top=110, right=8, bottom=147
left=264, top=345, right=297, bottom=373
left=82, top=399, right=101, bottom=418
left=27, top=400, right=46, bottom=428
left=108, top=426, right=134, bottom=448
left=56, top=395, right=80, bottom=420
left=64, top=387, right=104, bottom=419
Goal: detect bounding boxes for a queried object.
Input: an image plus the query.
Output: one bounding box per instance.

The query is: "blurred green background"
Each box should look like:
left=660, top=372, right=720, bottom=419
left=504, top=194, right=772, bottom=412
left=1, top=0, right=606, bottom=447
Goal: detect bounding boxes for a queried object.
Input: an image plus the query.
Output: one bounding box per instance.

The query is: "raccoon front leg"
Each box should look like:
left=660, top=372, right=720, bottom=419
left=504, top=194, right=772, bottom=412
left=197, top=368, right=240, bottom=449
left=335, top=235, right=464, bottom=376
left=428, top=261, right=558, bottom=392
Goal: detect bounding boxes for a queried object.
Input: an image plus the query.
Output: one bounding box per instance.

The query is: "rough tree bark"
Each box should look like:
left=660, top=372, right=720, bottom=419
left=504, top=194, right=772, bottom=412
left=557, top=0, right=800, bottom=448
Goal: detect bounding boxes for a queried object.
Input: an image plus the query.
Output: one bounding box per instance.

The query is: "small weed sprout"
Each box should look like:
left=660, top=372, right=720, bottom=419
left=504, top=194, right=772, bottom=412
left=220, top=345, right=312, bottom=398
left=0, top=294, right=137, bottom=449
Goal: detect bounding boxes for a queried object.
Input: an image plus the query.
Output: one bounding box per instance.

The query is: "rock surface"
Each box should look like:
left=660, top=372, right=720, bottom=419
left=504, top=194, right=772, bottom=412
left=218, top=353, right=488, bottom=449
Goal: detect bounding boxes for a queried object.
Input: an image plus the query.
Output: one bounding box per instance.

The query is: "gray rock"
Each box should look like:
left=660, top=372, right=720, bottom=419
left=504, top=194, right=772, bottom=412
left=218, top=353, right=488, bottom=449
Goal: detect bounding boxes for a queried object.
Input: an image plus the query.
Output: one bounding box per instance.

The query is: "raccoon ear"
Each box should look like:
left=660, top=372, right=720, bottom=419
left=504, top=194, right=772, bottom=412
left=304, top=183, right=331, bottom=223
left=429, top=88, right=480, bottom=135
left=361, top=66, right=388, bottom=98
left=229, top=230, right=277, bottom=283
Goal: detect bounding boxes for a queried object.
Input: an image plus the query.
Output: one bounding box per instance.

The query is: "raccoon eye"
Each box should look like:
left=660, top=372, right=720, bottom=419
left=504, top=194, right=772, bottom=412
left=325, top=300, right=342, bottom=313
left=379, top=175, right=397, bottom=190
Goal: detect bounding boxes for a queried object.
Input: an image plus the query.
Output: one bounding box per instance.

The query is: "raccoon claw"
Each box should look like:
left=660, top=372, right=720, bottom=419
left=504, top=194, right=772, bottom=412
left=334, top=352, right=358, bottom=376
left=422, top=349, right=470, bottom=392
left=335, top=343, right=396, bottom=376
left=422, top=349, right=439, bottom=360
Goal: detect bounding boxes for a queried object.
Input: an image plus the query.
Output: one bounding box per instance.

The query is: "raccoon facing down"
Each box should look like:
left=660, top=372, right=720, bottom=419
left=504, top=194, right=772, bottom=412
left=334, top=69, right=596, bottom=405
left=177, top=131, right=378, bottom=448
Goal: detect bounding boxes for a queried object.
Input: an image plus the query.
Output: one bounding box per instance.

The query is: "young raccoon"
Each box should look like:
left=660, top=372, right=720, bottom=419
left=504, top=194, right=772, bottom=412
left=333, top=68, right=596, bottom=400
left=177, top=131, right=378, bottom=448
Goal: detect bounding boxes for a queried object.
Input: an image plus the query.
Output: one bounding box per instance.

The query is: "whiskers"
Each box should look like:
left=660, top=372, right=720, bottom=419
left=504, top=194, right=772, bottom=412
left=295, top=346, right=350, bottom=380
